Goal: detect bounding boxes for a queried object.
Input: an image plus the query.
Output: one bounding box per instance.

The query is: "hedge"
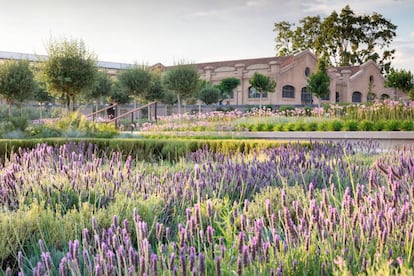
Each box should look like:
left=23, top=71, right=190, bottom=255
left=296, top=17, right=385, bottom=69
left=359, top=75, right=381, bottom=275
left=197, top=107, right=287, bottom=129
left=0, top=138, right=307, bottom=162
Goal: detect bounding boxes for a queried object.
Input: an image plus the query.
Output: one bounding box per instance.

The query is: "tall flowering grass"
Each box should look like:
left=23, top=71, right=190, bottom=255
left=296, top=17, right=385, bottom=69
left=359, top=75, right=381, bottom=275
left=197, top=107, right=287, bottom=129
left=140, top=100, right=414, bottom=132
left=0, top=141, right=413, bottom=275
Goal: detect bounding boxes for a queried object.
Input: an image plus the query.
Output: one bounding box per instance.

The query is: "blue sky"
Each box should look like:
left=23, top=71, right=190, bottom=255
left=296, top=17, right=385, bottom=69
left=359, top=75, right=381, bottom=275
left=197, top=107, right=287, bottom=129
left=1, top=0, right=413, bottom=72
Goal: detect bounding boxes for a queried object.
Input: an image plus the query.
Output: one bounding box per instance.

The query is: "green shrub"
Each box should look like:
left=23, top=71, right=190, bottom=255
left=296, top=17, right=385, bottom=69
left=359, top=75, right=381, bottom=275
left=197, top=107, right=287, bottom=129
left=400, top=120, right=414, bottom=131
left=304, top=121, right=318, bottom=131
left=373, top=120, right=386, bottom=131
left=29, top=125, right=61, bottom=138
left=328, top=119, right=344, bottom=131
left=285, top=122, right=296, bottom=131
left=358, top=120, right=374, bottom=131
left=251, top=123, right=265, bottom=131
left=344, top=120, right=359, bottom=131
left=294, top=121, right=306, bottom=131
left=264, top=123, right=274, bottom=131
left=317, top=121, right=329, bottom=131
left=7, top=116, right=29, bottom=131
left=384, top=120, right=401, bottom=131
left=273, top=123, right=284, bottom=131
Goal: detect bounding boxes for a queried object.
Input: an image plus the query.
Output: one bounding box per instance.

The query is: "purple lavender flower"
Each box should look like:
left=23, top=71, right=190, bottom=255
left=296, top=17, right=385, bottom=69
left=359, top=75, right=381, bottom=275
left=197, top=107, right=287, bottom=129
left=199, top=253, right=205, bottom=276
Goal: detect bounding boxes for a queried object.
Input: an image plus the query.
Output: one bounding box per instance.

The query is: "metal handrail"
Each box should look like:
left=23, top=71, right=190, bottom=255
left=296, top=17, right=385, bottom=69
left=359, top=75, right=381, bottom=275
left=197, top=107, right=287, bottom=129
left=86, top=103, right=118, bottom=118
left=105, top=101, right=157, bottom=127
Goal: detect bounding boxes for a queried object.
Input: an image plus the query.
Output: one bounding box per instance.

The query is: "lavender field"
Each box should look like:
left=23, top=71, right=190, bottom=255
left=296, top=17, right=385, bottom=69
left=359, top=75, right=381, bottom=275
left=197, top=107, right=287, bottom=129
left=0, top=141, right=413, bottom=275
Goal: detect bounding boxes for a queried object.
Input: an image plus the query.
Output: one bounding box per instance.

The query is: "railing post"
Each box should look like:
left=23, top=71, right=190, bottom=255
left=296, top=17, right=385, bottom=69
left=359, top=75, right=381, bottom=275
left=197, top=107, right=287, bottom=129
left=154, top=102, right=157, bottom=121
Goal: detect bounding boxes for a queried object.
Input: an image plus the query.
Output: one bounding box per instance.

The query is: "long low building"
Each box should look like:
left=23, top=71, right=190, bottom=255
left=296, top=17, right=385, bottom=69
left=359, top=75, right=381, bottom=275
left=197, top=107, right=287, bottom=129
left=192, top=50, right=402, bottom=105
left=0, top=50, right=403, bottom=105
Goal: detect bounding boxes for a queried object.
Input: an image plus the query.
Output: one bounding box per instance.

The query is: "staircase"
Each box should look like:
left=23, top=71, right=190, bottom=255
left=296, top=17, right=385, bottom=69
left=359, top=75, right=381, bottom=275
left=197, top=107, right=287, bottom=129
left=86, top=102, right=158, bottom=129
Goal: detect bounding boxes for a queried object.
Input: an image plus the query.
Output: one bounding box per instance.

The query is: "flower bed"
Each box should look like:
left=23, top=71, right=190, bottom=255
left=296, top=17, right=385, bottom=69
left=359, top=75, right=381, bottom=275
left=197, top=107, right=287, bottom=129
left=140, top=100, right=414, bottom=132
left=0, top=140, right=413, bottom=274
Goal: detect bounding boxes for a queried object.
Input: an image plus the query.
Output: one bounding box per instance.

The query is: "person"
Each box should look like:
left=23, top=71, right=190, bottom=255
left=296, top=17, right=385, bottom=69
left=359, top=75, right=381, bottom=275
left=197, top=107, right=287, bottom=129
left=107, top=102, right=116, bottom=119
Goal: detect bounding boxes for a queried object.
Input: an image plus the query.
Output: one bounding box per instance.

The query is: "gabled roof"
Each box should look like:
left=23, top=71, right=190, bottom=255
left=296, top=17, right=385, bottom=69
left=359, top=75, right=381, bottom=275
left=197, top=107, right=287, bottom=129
left=193, top=56, right=292, bottom=70
left=333, top=65, right=361, bottom=75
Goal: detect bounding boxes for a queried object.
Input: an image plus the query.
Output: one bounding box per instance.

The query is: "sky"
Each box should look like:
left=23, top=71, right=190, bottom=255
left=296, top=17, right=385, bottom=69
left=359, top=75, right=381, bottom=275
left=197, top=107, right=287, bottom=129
left=1, top=0, right=413, bottom=72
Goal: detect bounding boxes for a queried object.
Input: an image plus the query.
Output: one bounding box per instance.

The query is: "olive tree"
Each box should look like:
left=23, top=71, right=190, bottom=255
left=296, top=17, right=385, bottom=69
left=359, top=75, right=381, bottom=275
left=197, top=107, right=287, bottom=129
left=217, top=77, right=240, bottom=103
left=34, top=82, right=54, bottom=119
left=162, top=64, right=200, bottom=115
left=249, top=72, right=276, bottom=110
left=117, top=65, right=151, bottom=103
left=85, top=71, right=112, bottom=112
left=198, top=85, right=221, bottom=105
left=0, top=60, right=37, bottom=115
left=42, top=38, right=97, bottom=112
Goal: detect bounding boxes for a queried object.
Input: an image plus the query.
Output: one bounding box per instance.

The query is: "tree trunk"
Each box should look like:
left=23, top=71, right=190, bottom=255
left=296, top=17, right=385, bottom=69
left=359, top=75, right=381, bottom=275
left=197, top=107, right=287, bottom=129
left=8, top=102, right=11, bottom=117
left=259, top=93, right=262, bottom=114
left=177, top=94, right=181, bottom=116
left=69, top=95, right=74, bottom=113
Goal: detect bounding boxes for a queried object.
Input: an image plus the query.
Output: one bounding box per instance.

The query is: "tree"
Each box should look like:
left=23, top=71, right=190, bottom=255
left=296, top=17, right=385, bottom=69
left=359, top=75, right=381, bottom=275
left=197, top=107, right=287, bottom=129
left=198, top=85, right=221, bottom=105
left=249, top=72, right=276, bottom=110
left=109, top=81, right=132, bottom=105
left=145, top=71, right=165, bottom=102
left=274, top=5, right=397, bottom=73
left=307, top=58, right=330, bottom=106
left=117, top=65, right=151, bottom=103
left=43, top=38, right=97, bottom=112
left=386, top=69, right=414, bottom=99
left=33, top=82, right=55, bottom=119
left=0, top=60, right=37, bottom=115
left=85, top=71, right=112, bottom=112
left=217, top=77, right=240, bottom=103
left=162, top=64, right=200, bottom=115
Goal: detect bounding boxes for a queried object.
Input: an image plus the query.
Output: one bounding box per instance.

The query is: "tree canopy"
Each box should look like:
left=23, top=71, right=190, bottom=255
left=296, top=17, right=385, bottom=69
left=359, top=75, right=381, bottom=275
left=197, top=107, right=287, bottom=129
left=117, top=65, right=151, bottom=103
left=274, top=5, right=397, bottom=73
left=307, top=58, right=330, bottom=105
left=109, top=81, right=132, bottom=105
left=249, top=72, right=276, bottom=109
left=216, top=77, right=240, bottom=102
left=162, top=64, right=199, bottom=114
left=85, top=71, right=112, bottom=109
left=0, top=60, right=37, bottom=115
left=42, top=38, right=98, bottom=112
left=386, top=69, right=414, bottom=99
left=198, top=85, right=221, bottom=105
left=145, top=71, right=166, bottom=102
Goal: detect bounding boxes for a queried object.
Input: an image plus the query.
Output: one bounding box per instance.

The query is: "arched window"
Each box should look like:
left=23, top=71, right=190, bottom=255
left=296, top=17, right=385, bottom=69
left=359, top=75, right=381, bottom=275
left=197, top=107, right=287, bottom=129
left=381, top=94, right=390, bottom=100
left=305, top=67, right=311, bottom=77
left=369, top=75, right=374, bottom=84
left=352, top=91, right=362, bottom=103
left=282, top=85, right=295, bottom=98
left=248, top=86, right=267, bottom=98
left=301, top=87, right=312, bottom=105
left=336, top=92, right=340, bottom=102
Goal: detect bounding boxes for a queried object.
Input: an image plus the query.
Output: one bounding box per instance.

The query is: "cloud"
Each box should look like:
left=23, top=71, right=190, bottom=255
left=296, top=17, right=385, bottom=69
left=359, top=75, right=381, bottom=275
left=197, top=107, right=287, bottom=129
left=392, top=41, right=414, bottom=72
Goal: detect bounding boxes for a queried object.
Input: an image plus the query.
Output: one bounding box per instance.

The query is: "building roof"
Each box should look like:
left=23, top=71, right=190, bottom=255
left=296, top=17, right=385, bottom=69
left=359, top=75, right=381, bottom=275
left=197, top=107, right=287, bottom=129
left=192, top=56, right=293, bottom=70
left=0, top=50, right=133, bottom=70
left=331, top=65, right=361, bottom=75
